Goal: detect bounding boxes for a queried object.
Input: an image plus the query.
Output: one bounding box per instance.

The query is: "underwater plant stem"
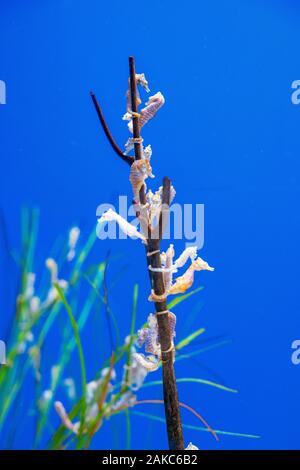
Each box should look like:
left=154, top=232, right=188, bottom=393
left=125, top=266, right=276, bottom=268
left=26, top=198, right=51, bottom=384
left=128, top=56, right=184, bottom=450
left=54, top=283, right=87, bottom=433
left=103, top=251, right=115, bottom=353
left=90, top=92, right=134, bottom=166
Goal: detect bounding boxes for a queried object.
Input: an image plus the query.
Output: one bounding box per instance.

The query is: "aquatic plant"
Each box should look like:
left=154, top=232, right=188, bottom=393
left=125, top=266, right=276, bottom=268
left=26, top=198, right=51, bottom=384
left=0, top=208, right=247, bottom=450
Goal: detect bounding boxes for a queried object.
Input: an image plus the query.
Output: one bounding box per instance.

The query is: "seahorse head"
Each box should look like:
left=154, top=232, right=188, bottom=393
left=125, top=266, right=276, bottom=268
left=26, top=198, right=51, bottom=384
left=192, top=257, right=214, bottom=272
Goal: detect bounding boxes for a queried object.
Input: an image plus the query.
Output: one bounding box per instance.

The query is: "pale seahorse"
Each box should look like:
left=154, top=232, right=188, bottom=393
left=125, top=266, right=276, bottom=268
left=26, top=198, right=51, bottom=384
left=123, top=73, right=150, bottom=120
left=129, top=159, right=154, bottom=202
left=127, top=92, right=165, bottom=133
left=168, top=257, right=214, bottom=295
left=137, top=312, right=176, bottom=357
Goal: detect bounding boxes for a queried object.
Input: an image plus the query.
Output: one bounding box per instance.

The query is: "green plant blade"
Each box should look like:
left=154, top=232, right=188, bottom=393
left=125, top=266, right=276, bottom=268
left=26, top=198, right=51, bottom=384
left=176, top=340, right=232, bottom=362
left=131, top=411, right=260, bottom=439
left=176, top=328, right=206, bottom=351
left=167, top=287, right=204, bottom=310
left=122, top=284, right=138, bottom=392
left=54, top=283, right=87, bottom=431
left=142, top=377, right=237, bottom=394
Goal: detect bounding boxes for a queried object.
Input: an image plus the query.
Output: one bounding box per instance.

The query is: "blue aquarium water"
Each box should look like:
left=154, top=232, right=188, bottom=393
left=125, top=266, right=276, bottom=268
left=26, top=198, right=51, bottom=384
left=0, top=0, right=300, bottom=450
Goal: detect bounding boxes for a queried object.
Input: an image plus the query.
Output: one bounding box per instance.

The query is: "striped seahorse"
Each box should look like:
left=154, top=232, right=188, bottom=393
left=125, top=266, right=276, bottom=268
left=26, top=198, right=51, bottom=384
left=129, top=159, right=154, bottom=202
left=127, top=92, right=165, bottom=133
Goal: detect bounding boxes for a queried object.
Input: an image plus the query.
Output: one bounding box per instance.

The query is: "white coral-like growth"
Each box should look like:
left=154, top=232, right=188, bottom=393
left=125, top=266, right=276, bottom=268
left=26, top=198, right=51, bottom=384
left=185, top=442, right=199, bottom=450
left=98, top=208, right=146, bottom=243
left=124, top=136, right=143, bottom=154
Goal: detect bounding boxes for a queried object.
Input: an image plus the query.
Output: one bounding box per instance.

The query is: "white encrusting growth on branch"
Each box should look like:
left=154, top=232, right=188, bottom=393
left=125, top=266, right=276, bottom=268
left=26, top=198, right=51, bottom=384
left=98, top=208, right=147, bottom=243
left=185, top=442, right=199, bottom=450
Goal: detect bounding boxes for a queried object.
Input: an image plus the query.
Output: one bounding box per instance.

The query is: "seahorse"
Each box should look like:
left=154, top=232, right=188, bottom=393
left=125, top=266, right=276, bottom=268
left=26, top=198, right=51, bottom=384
left=173, top=246, right=198, bottom=271
left=162, top=244, right=175, bottom=292
left=166, top=311, right=177, bottom=340
left=146, top=188, right=162, bottom=226
left=127, top=92, right=165, bottom=133
left=145, top=184, right=176, bottom=228
left=129, top=159, right=154, bottom=202
left=132, top=353, right=160, bottom=372
left=137, top=311, right=176, bottom=357
left=149, top=244, right=195, bottom=291
left=168, top=257, right=214, bottom=295
left=124, top=73, right=150, bottom=118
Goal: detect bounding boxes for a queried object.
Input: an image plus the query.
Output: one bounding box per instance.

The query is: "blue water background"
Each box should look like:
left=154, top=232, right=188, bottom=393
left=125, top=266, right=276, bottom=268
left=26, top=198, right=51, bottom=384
left=0, top=0, right=300, bottom=450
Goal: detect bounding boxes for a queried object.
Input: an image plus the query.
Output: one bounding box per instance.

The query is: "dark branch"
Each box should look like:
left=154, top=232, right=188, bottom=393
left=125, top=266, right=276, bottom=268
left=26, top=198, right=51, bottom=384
left=148, top=235, right=185, bottom=450
left=128, top=57, right=184, bottom=450
left=128, top=57, right=143, bottom=161
left=90, top=91, right=134, bottom=166
left=128, top=57, right=147, bottom=206
left=159, top=176, right=171, bottom=240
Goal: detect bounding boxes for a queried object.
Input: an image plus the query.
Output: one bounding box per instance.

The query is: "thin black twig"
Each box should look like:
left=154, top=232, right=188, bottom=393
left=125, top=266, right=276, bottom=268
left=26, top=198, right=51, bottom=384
left=90, top=92, right=134, bottom=166
left=128, top=57, right=146, bottom=206
left=159, top=176, right=171, bottom=240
